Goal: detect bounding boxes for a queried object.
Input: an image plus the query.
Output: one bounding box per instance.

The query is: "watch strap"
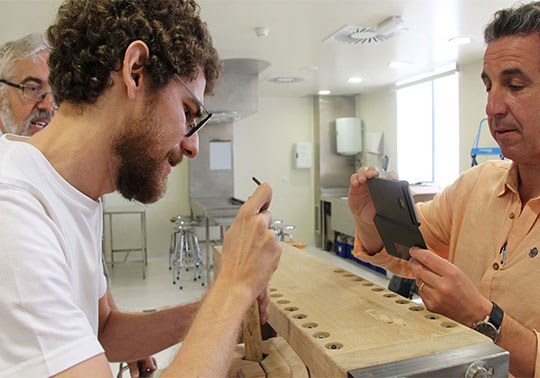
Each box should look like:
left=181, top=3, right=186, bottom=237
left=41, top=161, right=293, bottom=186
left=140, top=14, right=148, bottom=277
left=489, top=301, right=504, bottom=331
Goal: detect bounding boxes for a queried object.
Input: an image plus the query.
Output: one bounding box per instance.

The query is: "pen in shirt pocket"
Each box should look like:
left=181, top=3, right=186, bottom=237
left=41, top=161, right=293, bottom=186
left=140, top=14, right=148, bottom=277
left=500, top=243, right=507, bottom=266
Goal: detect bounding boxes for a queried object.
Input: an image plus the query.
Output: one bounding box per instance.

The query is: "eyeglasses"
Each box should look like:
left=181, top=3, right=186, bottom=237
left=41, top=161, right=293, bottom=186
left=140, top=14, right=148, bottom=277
left=173, top=74, right=212, bottom=137
left=0, top=78, right=58, bottom=110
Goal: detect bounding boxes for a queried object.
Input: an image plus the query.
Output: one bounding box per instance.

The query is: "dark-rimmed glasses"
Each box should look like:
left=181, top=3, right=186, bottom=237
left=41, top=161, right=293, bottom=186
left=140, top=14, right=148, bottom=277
left=173, top=74, right=212, bottom=137
left=0, top=78, right=58, bottom=110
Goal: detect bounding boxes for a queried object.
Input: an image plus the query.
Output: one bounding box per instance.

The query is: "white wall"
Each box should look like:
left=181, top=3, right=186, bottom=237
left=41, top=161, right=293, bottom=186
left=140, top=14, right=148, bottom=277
left=356, top=88, right=397, bottom=174
left=458, top=59, right=499, bottom=172
left=233, top=96, right=315, bottom=244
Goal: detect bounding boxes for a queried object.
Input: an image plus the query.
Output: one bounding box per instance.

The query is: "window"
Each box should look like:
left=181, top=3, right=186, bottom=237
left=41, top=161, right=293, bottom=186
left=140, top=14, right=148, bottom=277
left=396, top=69, right=459, bottom=189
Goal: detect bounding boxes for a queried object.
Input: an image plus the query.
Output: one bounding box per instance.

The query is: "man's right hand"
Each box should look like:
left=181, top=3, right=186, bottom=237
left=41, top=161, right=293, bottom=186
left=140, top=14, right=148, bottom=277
left=219, top=183, right=282, bottom=302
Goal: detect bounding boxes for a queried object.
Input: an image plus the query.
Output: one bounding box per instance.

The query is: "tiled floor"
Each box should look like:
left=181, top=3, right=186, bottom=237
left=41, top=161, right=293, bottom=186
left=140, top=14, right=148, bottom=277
left=106, top=243, right=403, bottom=375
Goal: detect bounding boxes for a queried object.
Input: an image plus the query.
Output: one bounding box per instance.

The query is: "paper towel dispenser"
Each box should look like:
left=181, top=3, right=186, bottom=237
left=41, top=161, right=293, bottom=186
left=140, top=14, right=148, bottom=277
left=367, top=131, right=384, bottom=154
left=336, top=117, right=362, bottom=155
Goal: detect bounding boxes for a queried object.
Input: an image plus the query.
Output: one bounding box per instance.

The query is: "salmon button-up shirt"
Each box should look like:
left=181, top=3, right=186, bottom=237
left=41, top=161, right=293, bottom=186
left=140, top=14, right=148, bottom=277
left=354, top=160, right=540, bottom=376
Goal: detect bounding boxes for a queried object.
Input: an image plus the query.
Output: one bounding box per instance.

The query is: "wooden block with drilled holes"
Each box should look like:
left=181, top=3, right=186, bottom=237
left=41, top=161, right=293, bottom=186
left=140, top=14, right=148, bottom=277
left=214, top=243, right=491, bottom=378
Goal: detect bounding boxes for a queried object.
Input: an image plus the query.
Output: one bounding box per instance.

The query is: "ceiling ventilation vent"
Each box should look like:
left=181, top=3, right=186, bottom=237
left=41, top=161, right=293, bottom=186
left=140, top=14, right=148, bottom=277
left=325, top=16, right=406, bottom=44
left=265, top=76, right=305, bottom=84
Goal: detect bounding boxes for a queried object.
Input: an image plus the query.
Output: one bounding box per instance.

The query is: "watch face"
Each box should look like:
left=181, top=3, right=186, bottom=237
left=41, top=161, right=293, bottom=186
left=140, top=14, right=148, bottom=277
left=473, top=322, right=498, bottom=341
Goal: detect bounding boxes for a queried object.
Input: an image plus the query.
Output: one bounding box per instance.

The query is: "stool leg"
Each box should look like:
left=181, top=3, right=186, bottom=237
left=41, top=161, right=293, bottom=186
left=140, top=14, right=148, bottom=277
left=169, top=229, right=178, bottom=271
left=173, top=232, right=184, bottom=286
left=191, top=232, right=204, bottom=286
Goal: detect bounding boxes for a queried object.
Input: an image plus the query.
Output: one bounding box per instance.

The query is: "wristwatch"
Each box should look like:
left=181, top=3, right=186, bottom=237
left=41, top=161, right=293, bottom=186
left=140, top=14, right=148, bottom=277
left=472, top=301, right=504, bottom=342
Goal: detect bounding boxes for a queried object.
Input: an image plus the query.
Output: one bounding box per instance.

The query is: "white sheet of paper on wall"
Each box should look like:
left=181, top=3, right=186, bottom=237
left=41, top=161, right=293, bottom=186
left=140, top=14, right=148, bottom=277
left=209, top=141, right=232, bottom=170
left=294, top=142, right=312, bottom=169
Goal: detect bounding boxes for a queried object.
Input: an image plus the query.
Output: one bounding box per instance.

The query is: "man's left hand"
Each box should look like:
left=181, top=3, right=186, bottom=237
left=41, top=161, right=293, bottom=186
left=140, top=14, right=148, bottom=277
left=409, top=247, right=492, bottom=327
left=128, top=357, right=157, bottom=378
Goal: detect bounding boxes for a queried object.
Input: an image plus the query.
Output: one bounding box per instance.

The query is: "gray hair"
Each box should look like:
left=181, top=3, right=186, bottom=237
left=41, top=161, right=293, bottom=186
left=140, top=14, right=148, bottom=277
left=0, top=34, right=49, bottom=81
left=484, top=1, right=540, bottom=43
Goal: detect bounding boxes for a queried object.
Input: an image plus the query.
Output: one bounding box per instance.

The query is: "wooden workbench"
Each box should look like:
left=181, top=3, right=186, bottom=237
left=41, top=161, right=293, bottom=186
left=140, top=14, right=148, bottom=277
left=214, top=243, right=492, bottom=377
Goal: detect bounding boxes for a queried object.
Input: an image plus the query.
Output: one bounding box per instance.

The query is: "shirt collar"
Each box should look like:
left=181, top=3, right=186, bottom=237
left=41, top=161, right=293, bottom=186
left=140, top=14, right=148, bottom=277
left=498, top=161, right=519, bottom=197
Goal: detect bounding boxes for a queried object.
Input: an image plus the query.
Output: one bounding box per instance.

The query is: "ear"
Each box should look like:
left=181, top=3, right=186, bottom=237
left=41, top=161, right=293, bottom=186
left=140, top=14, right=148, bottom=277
left=121, top=40, right=150, bottom=100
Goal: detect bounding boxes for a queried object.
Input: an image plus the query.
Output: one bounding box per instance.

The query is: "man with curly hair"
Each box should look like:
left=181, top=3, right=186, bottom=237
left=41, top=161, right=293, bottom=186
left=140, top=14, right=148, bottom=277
left=0, top=33, right=158, bottom=378
left=0, top=1, right=282, bottom=377
left=0, top=34, right=56, bottom=136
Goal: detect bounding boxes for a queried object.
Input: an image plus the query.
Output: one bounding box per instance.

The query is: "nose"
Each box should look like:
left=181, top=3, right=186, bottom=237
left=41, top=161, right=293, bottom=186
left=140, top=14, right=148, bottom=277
left=182, top=131, right=199, bottom=158
left=37, top=92, right=57, bottom=116
left=485, top=85, right=508, bottom=119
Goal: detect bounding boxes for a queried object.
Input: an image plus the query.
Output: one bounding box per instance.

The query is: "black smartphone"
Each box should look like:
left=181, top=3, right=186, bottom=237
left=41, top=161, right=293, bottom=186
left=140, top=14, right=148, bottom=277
left=366, top=177, right=426, bottom=260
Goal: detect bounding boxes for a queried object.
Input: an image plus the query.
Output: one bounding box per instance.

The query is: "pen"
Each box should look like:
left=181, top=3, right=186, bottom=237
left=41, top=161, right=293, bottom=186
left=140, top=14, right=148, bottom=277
left=252, top=176, right=261, bottom=186
left=500, top=243, right=507, bottom=266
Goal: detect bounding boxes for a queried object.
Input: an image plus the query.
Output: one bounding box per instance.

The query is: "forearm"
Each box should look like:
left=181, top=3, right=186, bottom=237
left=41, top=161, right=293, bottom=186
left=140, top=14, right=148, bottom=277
left=161, top=276, right=253, bottom=378
left=99, top=301, right=200, bottom=362
left=496, top=314, right=537, bottom=377
left=354, top=215, right=383, bottom=254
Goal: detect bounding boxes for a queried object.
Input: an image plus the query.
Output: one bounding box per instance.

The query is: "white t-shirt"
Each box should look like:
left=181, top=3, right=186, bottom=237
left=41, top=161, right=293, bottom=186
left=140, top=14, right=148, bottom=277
left=0, top=134, right=107, bottom=377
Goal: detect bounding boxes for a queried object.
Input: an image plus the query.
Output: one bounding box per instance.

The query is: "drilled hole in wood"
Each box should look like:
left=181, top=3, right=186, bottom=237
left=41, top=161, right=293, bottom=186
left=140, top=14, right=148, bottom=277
left=383, top=293, right=397, bottom=298
left=276, top=300, right=290, bottom=304
left=371, top=287, right=384, bottom=292
left=362, top=282, right=374, bottom=287
left=409, top=306, right=425, bottom=312
left=333, top=269, right=345, bottom=273
left=313, top=332, right=330, bottom=339
left=395, top=299, right=410, bottom=304
left=343, top=273, right=355, bottom=277
left=302, top=322, right=318, bottom=329
left=284, top=306, right=299, bottom=312
left=293, top=314, right=308, bottom=320
left=325, top=342, right=343, bottom=350
left=270, top=293, right=283, bottom=298
left=425, top=314, right=440, bottom=320
left=269, top=288, right=277, bottom=292
left=441, top=321, right=457, bottom=329
left=353, top=277, right=364, bottom=282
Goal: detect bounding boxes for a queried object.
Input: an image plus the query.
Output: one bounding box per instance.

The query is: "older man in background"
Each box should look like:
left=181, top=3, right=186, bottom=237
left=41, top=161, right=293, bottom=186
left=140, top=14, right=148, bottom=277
left=0, top=34, right=56, bottom=136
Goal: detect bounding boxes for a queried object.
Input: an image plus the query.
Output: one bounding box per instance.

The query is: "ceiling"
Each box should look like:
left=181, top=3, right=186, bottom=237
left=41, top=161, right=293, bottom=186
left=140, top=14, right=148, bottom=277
left=0, top=0, right=520, bottom=97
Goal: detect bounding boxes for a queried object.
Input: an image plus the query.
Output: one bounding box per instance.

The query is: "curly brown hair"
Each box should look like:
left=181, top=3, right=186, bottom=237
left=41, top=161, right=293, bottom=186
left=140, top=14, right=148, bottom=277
left=47, top=0, right=221, bottom=105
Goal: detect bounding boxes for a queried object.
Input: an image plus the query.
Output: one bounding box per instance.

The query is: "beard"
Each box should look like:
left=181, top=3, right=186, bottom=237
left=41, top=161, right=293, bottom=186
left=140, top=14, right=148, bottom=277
left=113, top=107, right=169, bottom=204
left=1, top=96, right=27, bottom=136
left=0, top=96, right=52, bottom=136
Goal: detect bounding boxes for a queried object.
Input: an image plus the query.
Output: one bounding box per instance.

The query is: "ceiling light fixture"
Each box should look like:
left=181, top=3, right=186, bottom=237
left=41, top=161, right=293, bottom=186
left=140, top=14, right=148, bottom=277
left=348, top=77, right=362, bottom=83
left=388, top=61, right=408, bottom=69
left=318, top=90, right=331, bottom=95
left=254, top=26, right=270, bottom=38
left=449, top=36, right=472, bottom=45
left=265, top=76, right=305, bottom=84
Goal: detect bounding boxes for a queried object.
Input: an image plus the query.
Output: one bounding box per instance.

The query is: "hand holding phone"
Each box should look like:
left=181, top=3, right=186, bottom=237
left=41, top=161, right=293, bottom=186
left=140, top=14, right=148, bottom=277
left=367, top=177, right=426, bottom=260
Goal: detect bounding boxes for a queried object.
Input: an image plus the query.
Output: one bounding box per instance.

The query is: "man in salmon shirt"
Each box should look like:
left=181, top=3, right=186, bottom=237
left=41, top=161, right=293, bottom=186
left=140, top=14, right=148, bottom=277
left=349, top=2, right=540, bottom=376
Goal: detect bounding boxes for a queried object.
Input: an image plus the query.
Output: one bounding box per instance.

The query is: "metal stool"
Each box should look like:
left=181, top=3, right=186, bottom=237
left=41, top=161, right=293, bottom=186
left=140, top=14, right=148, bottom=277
left=270, top=219, right=295, bottom=241
left=169, top=216, right=205, bottom=290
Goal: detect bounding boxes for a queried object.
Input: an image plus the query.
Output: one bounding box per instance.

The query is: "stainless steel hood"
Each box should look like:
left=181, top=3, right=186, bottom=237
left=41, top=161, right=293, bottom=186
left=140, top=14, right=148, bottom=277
left=205, top=58, right=270, bottom=122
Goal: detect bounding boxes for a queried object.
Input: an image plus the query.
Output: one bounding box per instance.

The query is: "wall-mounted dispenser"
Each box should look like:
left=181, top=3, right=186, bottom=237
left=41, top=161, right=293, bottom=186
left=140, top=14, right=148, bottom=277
left=366, top=131, right=384, bottom=154
left=336, top=117, right=362, bottom=155
left=294, top=142, right=313, bottom=169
